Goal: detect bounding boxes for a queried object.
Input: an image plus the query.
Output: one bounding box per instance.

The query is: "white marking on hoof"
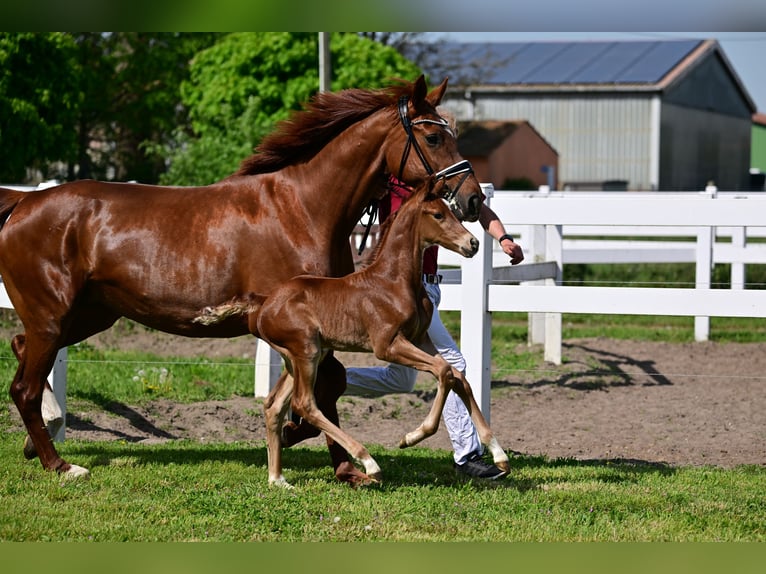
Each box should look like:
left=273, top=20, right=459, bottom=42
left=359, top=457, right=382, bottom=480
left=269, top=476, right=294, bottom=489
left=62, top=465, right=90, bottom=481
left=486, top=438, right=510, bottom=472
left=400, top=428, right=427, bottom=448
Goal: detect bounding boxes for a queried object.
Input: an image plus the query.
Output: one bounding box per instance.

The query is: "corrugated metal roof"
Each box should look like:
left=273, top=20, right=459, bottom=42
left=449, top=39, right=703, bottom=85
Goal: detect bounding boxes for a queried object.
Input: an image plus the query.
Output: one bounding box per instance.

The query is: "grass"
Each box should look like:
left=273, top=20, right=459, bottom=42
left=0, top=427, right=763, bottom=542
left=1, top=309, right=765, bottom=542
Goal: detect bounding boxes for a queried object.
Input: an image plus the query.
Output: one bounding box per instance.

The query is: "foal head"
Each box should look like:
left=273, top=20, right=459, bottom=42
left=411, top=177, right=480, bottom=258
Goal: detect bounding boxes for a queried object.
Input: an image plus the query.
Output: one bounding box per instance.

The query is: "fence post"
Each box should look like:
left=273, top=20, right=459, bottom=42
left=544, top=223, right=563, bottom=364
left=459, top=184, right=494, bottom=422
left=527, top=186, right=550, bottom=346
left=254, top=339, right=282, bottom=398
left=48, top=348, right=67, bottom=442
left=695, top=186, right=716, bottom=341
left=730, top=226, right=746, bottom=290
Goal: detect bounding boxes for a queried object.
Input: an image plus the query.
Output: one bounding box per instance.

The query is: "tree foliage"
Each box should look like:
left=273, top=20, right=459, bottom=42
left=159, top=32, right=421, bottom=186
left=0, top=32, right=422, bottom=186
left=0, top=33, right=80, bottom=182
left=71, top=33, right=220, bottom=183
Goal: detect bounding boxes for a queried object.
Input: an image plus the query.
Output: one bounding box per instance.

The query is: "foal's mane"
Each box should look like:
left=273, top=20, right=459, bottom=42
left=234, top=80, right=415, bottom=176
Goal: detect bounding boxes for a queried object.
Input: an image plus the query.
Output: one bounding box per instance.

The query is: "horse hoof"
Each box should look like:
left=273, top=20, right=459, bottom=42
left=269, top=477, right=294, bottom=489
left=335, top=461, right=378, bottom=488
left=398, top=437, right=409, bottom=449
left=22, top=435, right=38, bottom=460
left=496, top=460, right=511, bottom=474
left=61, top=464, right=90, bottom=481
left=349, top=473, right=381, bottom=489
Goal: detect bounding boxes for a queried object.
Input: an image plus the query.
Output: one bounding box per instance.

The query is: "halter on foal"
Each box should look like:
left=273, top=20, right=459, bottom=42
left=256, top=176, right=509, bottom=487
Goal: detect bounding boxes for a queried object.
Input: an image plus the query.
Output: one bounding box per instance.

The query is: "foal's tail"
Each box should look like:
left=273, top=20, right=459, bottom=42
left=0, top=188, right=26, bottom=232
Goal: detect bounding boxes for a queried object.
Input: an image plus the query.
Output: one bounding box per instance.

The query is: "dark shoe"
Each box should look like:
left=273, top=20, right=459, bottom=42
left=454, top=453, right=508, bottom=480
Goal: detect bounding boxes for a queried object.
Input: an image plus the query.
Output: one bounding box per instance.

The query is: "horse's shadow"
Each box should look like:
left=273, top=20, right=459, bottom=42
left=495, top=341, right=672, bottom=392
left=63, top=438, right=675, bottom=493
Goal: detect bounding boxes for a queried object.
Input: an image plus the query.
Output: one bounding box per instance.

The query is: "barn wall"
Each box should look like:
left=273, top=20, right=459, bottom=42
left=660, top=103, right=752, bottom=190
left=445, top=93, right=655, bottom=190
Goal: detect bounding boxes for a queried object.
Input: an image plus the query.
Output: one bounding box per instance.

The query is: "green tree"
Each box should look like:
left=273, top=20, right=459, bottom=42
left=71, top=33, right=221, bottom=183
left=0, top=33, right=80, bottom=182
left=159, top=32, right=421, bottom=186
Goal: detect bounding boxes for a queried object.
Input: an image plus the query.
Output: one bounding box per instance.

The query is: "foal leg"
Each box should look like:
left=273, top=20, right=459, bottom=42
left=449, top=370, right=510, bottom=473
left=289, top=354, right=381, bottom=483
left=263, top=370, right=294, bottom=488
left=371, top=334, right=458, bottom=447
left=281, top=354, right=371, bottom=487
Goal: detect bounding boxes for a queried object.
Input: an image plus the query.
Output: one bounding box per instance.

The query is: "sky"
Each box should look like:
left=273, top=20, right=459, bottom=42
left=434, top=32, right=766, bottom=113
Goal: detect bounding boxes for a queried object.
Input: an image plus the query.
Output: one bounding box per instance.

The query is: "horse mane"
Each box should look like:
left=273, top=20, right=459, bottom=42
left=233, top=79, right=415, bottom=176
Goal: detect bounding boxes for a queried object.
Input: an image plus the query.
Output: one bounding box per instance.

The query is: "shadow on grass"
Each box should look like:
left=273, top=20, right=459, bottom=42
left=60, top=437, right=676, bottom=492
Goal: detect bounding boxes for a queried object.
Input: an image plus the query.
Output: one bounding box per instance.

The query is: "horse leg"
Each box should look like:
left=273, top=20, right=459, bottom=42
left=280, top=353, right=371, bottom=487
left=313, top=354, right=376, bottom=486
left=17, top=308, right=120, bottom=460
left=10, top=331, right=89, bottom=479
left=448, top=371, right=510, bottom=473
left=288, top=354, right=381, bottom=484
left=262, top=370, right=294, bottom=488
left=398, top=357, right=453, bottom=447
left=12, top=335, right=64, bottom=459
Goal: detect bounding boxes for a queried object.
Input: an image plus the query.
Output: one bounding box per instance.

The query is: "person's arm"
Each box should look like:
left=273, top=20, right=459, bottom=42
left=478, top=204, right=524, bottom=265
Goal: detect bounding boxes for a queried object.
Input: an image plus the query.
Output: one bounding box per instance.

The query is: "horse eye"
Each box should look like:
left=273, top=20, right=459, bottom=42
left=432, top=212, right=444, bottom=220
left=425, top=133, right=440, bottom=146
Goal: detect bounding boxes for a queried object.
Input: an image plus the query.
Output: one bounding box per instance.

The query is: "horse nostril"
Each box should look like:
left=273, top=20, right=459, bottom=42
left=469, top=194, right=482, bottom=217
left=470, top=238, right=479, bottom=251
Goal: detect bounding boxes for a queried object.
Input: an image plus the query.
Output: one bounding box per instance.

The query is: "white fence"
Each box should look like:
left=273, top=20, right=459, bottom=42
left=436, top=186, right=766, bottom=423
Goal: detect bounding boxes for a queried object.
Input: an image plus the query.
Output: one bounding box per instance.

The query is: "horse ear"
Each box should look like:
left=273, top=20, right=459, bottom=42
left=412, top=75, right=428, bottom=107
left=426, top=77, right=449, bottom=106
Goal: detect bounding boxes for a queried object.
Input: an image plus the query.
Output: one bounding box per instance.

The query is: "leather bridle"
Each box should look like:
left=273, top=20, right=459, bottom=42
left=357, top=96, right=476, bottom=256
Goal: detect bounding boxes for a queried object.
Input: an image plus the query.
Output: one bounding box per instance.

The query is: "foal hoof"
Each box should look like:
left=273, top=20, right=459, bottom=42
left=268, top=476, right=295, bottom=490
left=61, top=464, right=90, bottom=481
left=335, top=461, right=379, bottom=488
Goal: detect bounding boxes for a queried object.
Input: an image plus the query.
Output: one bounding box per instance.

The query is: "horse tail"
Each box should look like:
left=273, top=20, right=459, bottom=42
left=0, top=188, right=26, bottom=232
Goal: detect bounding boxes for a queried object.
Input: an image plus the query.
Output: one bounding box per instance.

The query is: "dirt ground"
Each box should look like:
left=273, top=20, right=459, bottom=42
left=6, top=325, right=766, bottom=469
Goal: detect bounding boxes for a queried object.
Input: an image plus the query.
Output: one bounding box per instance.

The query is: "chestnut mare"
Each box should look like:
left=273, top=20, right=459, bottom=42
left=253, top=176, right=509, bottom=487
left=0, top=76, right=484, bottom=483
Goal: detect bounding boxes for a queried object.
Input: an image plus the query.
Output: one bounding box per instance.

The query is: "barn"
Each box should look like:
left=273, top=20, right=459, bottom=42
left=432, top=39, right=758, bottom=191
left=456, top=119, right=559, bottom=190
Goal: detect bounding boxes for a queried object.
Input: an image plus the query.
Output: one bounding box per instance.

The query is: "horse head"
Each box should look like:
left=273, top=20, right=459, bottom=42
left=414, top=176, right=479, bottom=258
left=388, top=75, right=485, bottom=222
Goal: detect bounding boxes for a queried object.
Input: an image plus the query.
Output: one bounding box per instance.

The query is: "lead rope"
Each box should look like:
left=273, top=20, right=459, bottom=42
left=357, top=199, right=379, bottom=256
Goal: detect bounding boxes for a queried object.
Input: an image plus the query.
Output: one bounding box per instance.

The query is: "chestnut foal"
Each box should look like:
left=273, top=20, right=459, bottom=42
left=255, top=177, right=509, bottom=487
